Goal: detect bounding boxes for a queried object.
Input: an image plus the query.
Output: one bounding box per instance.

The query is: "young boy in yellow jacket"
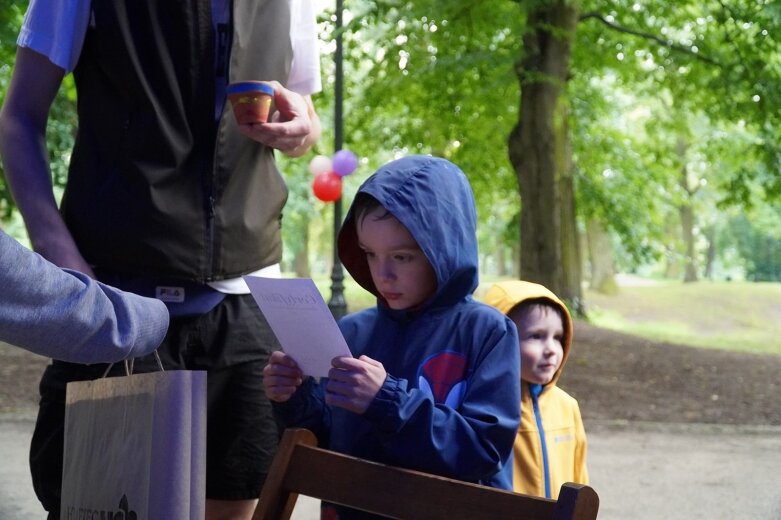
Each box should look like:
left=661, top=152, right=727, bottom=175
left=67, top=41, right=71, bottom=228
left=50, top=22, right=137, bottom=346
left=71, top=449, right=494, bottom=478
left=484, top=280, right=589, bottom=499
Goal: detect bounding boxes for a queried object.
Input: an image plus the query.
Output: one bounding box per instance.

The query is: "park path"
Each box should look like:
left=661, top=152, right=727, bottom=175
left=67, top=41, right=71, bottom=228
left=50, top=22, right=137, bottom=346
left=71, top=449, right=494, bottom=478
left=2, top=413, right=780, bottom=519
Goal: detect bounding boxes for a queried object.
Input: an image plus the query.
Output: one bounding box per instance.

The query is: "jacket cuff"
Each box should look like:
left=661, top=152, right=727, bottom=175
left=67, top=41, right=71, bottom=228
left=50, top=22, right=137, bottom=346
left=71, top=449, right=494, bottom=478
left=364, top=375, right=407, bottom=433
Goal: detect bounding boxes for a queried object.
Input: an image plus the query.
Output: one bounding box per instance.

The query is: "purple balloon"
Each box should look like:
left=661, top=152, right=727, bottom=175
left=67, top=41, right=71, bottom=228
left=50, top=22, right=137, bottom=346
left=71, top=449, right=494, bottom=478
left=332, top=149, right=358, bottom=177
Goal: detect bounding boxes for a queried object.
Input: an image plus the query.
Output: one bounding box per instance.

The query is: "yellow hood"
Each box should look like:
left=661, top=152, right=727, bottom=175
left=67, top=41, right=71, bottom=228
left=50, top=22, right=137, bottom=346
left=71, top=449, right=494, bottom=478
left=483, top=281, right=573, bottom=386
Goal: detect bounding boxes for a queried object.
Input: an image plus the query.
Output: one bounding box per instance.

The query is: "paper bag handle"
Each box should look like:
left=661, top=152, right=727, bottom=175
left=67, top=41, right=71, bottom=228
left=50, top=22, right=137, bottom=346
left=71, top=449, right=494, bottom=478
left=100, top=350, right=165, bottom=378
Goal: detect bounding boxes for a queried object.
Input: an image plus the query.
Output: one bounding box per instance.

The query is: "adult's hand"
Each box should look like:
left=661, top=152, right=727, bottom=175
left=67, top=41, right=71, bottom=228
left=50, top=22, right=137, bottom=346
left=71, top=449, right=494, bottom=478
left=235, top=81, right=321, bottom=157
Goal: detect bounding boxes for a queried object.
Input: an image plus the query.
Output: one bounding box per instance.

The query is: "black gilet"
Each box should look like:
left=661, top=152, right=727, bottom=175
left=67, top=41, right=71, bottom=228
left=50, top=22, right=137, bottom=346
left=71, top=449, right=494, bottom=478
left=63, top=0, right=293, bottom=282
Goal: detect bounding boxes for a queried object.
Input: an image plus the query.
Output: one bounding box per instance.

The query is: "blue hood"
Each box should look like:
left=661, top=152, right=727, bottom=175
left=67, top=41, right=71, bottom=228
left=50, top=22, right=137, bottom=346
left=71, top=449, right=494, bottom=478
left=338, top=155, right=479, bottom=308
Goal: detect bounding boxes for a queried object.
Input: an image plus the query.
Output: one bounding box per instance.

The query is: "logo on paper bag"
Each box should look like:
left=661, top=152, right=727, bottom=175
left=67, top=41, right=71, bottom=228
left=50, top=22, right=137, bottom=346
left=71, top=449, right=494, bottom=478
left=62, top=494, right=137, bottom=520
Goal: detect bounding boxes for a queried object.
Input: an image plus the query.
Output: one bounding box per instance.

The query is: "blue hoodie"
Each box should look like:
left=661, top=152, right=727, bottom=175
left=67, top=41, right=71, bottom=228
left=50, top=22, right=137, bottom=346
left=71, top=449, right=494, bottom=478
left=273, top=156, right=520, bottom=496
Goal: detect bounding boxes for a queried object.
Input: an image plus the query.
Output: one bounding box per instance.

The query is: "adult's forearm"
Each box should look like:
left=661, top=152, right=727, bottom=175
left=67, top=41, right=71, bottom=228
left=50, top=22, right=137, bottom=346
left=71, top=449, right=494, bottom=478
left=0, top=113, right=61, bottom=243
left=0, top=47, right=92, bottom=274
left=0, top=115, right=92, bottom=272
left=0, top=230, right=169, bottom=363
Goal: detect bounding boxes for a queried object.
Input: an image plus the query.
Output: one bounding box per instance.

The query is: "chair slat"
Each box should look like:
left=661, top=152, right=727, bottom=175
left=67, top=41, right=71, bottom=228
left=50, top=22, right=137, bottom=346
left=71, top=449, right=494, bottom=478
left=254, top=428, right=599, bottom=520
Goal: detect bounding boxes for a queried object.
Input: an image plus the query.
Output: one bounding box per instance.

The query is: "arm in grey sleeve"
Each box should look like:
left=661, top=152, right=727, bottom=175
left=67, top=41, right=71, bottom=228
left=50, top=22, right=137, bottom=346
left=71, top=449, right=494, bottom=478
left=0, top=230, right=169, bottom=363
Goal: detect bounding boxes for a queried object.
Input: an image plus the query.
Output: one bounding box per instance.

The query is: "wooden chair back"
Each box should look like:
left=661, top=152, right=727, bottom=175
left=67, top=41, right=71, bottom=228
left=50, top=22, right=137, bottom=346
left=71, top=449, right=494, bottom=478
left=253, top=428, right=599, bottom=520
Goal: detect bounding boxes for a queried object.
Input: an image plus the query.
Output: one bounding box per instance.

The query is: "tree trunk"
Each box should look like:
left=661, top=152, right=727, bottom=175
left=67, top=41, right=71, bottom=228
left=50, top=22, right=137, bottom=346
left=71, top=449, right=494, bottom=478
left=702, top=225, right=716, bottom=280
left=680, top=202, right=698, bottom=282
left=508, top=0, right=578, bottom=296
left=558, top=107, right=584, bottom=315
left=662, top=209, right=683, bottom=278
left=586, top=219, right=619, bottom=295
left=677, top=137, right=699, bottom=283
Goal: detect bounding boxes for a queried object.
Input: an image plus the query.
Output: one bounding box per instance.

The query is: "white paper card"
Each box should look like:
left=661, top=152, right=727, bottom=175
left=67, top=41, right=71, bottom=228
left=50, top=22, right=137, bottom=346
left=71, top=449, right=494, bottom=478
left=244, top=276, right=352, bottom=377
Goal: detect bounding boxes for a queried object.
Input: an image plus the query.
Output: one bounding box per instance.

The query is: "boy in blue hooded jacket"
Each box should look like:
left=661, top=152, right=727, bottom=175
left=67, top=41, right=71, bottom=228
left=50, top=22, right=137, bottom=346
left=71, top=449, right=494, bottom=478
left=263, top=156, right=520, bottom=517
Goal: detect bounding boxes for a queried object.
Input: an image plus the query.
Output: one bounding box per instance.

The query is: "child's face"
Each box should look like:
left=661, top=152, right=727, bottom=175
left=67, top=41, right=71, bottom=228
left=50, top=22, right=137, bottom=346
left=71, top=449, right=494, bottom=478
left=356, top=207, right=437, bottom=310
left=509, top=305, right=564, bottom=385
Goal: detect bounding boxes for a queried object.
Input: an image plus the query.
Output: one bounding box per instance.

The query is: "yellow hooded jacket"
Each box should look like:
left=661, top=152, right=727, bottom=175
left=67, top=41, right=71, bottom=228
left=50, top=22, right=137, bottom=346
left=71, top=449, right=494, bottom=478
left=484, top=281, right=589, bottom=499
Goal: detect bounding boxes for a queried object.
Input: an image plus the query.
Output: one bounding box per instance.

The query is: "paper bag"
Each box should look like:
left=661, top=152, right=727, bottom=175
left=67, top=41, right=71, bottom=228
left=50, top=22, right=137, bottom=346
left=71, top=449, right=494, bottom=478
left=60, top=370, right=206, bottom=520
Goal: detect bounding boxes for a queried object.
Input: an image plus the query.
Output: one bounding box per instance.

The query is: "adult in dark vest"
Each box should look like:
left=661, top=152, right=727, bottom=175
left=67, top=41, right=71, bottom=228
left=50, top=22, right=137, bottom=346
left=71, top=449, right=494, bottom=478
left=0, top=1, right=322, bottom=519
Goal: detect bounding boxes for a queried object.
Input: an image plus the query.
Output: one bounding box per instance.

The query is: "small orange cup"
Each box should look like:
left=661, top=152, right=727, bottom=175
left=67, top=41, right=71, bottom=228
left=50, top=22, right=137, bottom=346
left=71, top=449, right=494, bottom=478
left=226, top=81, right=274, bottom=124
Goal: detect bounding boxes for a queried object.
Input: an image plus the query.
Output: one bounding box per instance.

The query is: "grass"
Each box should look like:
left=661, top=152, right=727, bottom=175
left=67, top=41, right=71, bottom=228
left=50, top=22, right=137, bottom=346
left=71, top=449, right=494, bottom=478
left=583, top=279, right=781, bottom=356
left=309, top=272, right=781, bottom=357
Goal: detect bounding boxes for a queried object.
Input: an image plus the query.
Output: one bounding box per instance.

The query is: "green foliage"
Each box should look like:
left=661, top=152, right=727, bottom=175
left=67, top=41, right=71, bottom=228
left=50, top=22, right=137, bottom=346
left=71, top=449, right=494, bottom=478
left=314, top=1, right=529, bottom=274
left=575, top=0, right=781, bottom=203
left=277, top=154, right=316, bottom=272
left=570, top=74, right=669, bottom=264
left=315, top=0, right=781, bottom=280
left=336, top=1, right=523, bottom=202
left=725, top=209, right=781, bottom=281
left=564, top=0, right=781, bottom=277
left=2, top=0, right=780, bottom=284
left=46, top=77, right=78, bottom=188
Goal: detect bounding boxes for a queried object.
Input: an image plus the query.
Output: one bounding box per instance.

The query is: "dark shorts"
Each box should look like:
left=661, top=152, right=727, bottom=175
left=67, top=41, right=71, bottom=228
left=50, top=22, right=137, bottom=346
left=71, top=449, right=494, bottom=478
left=30, top=294, right=282, bottom=517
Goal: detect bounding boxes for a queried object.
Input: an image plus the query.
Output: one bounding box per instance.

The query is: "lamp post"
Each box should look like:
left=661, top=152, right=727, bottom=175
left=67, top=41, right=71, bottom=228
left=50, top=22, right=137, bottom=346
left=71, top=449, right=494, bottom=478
left=327, top=0, right=347, bottom=320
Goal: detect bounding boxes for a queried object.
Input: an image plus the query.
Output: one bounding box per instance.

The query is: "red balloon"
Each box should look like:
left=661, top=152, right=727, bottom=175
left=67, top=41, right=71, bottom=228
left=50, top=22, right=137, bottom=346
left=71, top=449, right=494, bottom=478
left=312, top=171, right=342, bottom=202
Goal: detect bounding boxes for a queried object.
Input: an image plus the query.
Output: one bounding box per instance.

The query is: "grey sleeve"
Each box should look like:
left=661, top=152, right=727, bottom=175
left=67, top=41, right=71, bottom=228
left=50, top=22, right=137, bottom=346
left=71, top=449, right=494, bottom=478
left=0, top=230, right=169, bottom=363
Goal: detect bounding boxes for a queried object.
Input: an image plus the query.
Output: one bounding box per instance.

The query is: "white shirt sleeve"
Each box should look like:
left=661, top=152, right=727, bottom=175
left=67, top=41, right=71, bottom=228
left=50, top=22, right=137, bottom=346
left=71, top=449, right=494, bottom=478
left=17, top=0, right=91, bottom=73
left=288, top=0, right=323, bottom=96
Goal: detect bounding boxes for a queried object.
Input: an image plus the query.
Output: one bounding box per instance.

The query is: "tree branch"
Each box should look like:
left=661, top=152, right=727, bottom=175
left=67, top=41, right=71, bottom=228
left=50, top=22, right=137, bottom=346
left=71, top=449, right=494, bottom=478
left=579, top=11, right=720, bottom=66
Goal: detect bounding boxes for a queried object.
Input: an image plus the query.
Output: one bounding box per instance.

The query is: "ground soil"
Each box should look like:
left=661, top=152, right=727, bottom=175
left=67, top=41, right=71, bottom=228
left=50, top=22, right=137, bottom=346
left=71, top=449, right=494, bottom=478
left=561, top=321, right=781, bottom=426
left=2, top=321, right=780, bottom=425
